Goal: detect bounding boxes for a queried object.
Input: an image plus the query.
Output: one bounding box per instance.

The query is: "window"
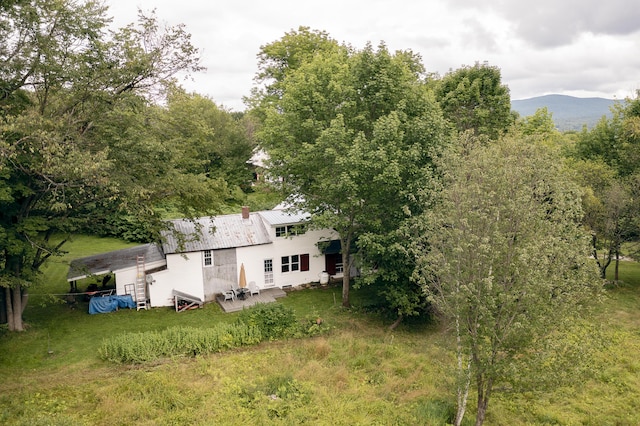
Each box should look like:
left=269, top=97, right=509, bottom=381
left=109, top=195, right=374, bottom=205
left=281, top=254, right=309, bottom=273
left=275, top=224, right=307, bottom=237
left=264, top=259, right=273, bottom=285
left=203, top=250, right=212, bottom=266
left=289, top=224, right=306, bottom=235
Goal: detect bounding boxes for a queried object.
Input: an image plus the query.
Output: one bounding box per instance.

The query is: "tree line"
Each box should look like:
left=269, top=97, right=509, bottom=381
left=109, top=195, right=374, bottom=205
left=1, top=4, right=638, bottom=425
left=0, top=1, right=255, bottom=331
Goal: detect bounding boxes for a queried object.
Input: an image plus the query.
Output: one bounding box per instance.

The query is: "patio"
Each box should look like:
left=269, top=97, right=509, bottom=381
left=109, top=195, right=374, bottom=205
left=216, top=287, right=287, bottom=313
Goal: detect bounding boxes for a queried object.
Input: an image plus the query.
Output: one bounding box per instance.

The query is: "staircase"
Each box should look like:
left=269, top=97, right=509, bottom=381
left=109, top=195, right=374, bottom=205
left=135, top=255, right=148, bottom=311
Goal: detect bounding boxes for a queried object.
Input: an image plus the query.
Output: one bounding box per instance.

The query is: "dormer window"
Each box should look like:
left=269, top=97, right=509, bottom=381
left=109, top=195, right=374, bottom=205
left=275, top=224, right=307, bottom=237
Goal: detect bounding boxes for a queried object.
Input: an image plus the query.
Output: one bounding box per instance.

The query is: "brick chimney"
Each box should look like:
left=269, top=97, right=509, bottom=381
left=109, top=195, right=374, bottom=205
left=241, top=206, right=250, bottom=219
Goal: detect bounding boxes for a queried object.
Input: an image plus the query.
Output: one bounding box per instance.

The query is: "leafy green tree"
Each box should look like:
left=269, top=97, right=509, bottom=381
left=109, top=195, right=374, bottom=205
left=435, top=62, right=514, bottom=140
left=0, top=1, right=220, bottom=331
left=254, top=35, right=449, bottom=308
left=414, top=137, right=602, bottom=426
left=568, top=159, right=634, bottom=279
left=247, top=26, right=342, bottom=117
left=575, top=93, right=640, bottom=177
left=571, top=93, right=640, bottom=276
left=154, top=87, right=254, bottom=190
left=519, top=107, right=557, bottom=136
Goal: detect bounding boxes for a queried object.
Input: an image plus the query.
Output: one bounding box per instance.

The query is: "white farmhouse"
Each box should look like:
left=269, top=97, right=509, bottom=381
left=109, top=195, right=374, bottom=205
left=67, top=206, right=346, bottom=308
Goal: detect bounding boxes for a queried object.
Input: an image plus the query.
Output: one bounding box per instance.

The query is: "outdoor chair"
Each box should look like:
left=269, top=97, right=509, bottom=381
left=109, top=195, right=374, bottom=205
left=248, top=281, right=260, bottom=297
left=222, top=288, right=235, bottom=302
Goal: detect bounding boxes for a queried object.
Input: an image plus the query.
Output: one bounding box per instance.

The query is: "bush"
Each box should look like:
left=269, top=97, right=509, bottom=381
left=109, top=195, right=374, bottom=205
left=236, top=303, right=298, bottom=340
left=99, top=303, right=329, bottom=364
left=98, top=324, right=262, bottom=363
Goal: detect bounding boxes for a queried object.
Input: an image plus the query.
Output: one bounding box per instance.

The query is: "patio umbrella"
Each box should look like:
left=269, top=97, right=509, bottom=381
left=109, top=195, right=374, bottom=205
left=239, top=263, right=247, bottom=289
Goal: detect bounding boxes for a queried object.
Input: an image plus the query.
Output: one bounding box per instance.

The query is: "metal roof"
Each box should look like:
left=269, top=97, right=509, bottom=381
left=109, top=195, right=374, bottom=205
left=257, top=209, right=310, bottom=226
left=162, top=212, right=273, bottom=254
left=67, top=243, right=165, bottom=281
left=67, top=209, right=311, bottom=281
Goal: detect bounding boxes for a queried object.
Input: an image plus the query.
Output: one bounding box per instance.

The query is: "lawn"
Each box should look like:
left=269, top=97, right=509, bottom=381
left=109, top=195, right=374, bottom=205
left=1, top=236, right=640, bottom=425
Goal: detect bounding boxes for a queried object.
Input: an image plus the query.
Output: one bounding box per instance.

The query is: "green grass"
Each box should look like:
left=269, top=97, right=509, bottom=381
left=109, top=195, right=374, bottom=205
left=1, top=237, right=640, bottom=425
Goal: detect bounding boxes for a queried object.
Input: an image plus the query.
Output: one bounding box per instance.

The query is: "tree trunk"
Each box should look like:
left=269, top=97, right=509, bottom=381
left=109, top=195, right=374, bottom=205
left=341, top=249, right=351, bottom=308
left=592, top=234, right=612, bottom=279
left=388, top=314, right=403, bottom=330
left=341, top=274, right=350, bottom=308
left=614, top=249, right=620, bottom=282
left=474, top=377, right=493, bottom=426
left=5, top=287, right=14, bottom=330
left=475, top=401, right=488, bottom=426
left=0, top=288, right=6, bottom=324
left=454, top=316, right=471, bottom=426
left=10, top=286, right=25, bottom=332
left=454, top=363, right=471, bottom=426
left=4, top=252, right=27, bottom=331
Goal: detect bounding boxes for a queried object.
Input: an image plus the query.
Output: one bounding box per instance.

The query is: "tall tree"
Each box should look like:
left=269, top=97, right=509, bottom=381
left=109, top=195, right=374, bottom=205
left=254, top=36, right=449, bottom=308
left=414, top=137, right=601, bottom=426
left=154, top=87, right=254, bottom=190
left=0, top=1, right=219, bottom=331
left=568, top=159, right=634, bottom=279
left=435, top=62, right=514, bottom=140
left=571, top=93, right=640, bottom=276
left=519, top=107, right=557, bottom=137
left=574, top=93, right=640, bottom=177
left=246, top=26, right=342, bottom=118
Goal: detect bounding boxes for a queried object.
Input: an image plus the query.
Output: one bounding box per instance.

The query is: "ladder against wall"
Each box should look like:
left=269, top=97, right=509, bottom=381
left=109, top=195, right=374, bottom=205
left=135, top=255, right=148, bottom=310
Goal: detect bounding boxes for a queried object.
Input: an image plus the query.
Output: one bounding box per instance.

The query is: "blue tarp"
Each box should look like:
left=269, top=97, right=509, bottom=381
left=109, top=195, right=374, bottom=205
left=88, top=295, right=136, bottom=314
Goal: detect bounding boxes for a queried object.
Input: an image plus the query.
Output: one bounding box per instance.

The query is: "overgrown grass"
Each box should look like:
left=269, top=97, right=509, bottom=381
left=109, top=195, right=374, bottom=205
left=1, top=236, right=640, bottom=425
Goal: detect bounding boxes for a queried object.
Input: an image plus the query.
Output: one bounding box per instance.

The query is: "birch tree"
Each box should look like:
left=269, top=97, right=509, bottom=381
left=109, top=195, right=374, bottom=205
left=414, top=137, right=602, bottom=426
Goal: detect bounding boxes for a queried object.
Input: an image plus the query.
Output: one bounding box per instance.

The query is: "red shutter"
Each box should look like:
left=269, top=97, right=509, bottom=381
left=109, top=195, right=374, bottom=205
left=301, top=253, right=310, bottom=271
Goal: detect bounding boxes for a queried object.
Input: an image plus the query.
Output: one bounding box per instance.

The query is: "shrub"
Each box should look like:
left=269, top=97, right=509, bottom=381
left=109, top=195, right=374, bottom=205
left=236, top=303, right=297, bottom=340
left=98, top=324, right=262, bottom=363
left=238, top=374, right=312, bottom=420
left=99, top=303, right=329, bottom=364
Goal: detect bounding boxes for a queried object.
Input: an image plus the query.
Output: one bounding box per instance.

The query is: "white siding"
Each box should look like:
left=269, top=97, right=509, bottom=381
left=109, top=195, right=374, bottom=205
left=114, top=259, right=167, bottom=299
left=150, top=210, right=340, bottom=304
left=148, top=252, right=205, bottom=307
left=236, top=227, right=339, bottom=289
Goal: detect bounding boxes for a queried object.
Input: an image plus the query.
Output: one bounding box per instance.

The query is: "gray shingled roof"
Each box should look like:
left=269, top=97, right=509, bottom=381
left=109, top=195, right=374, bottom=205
left=67, top=243, right=165, bottom=281
left=162, top=213, right=272, bottom=254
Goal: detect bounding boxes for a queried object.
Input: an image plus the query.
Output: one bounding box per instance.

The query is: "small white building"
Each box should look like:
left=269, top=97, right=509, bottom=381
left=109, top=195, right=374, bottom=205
left=68, top=206, right=346, bottom=308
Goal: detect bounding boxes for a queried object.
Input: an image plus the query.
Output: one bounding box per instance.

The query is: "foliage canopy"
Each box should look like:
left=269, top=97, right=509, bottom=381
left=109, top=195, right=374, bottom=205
left=414, top=136, right=602, bottom=425
left=252, top=30, right=450, bottom=308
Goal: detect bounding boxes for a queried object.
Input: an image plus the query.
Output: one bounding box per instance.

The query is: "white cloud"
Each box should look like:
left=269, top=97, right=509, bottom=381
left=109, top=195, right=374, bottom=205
left=105, top=0, right=640, bottom=110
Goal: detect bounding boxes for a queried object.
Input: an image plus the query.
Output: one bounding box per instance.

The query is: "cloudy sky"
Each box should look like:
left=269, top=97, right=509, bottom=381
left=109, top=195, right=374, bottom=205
left=105, top=0, right=640, bottom=111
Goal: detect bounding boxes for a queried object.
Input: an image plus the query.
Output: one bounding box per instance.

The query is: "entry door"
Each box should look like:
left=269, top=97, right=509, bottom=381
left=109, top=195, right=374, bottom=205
left=325, top=253, right=341, bottom=275
left=264, top=258, right=274, bottom=287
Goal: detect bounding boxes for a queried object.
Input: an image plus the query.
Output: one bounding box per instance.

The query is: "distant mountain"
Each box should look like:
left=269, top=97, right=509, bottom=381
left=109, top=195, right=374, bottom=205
left=511, top=94, right=616, bottom=131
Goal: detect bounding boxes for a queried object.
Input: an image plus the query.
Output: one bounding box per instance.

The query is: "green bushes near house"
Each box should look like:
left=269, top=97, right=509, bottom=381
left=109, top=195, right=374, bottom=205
left=99, top=303, right=327, bottom=363
left=235, top=302, right=297, bottom=340
left=98, top=323, right=263, bottom=363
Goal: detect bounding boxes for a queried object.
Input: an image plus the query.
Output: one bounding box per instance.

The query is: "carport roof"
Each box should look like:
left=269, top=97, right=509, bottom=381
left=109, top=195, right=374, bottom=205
left=67, top=243, right=165, bottom=281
